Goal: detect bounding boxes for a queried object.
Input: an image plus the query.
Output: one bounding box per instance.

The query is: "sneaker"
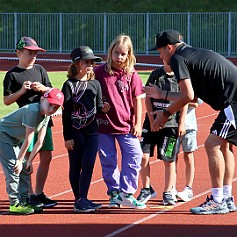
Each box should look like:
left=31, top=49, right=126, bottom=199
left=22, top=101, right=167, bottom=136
left=86, top=199, right=102, bottom=210
left=108, top=190, right=120, bottom=208
left=9, top=203, right=34, bottom=215
left=29, top=195, right=44, bottom=208
left=226, top=196, right=237, bottom=212
left=74, top=198, right=95, bottom=213
left=114, top=192, right=146, bottom=209
left=25, top=202, right=43, bottom=214
left=171, top=188, right=178, bottom=202
left=177, top=187, right=193, bottom=202
left=137, top=188, right=151, bottom=204
left=36, top=192, right=57, bottom=208
left=163, top=192, right=176, bottom=206
left=190, top=195, right=229, bottom=215
left=150, top=185, right=157, bottom=199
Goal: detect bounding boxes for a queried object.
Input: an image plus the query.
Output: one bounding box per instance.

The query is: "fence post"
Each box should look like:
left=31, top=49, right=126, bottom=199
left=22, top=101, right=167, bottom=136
left=14, top=12, right=17, bottom=47
left=228, top=12, right=231, bottom=57
left=59, top=12, right=62, bottom=53
left=103, top=12, right=107, bottom=54
left=146, top=12, right=149, bottom=55
left=187, top=12, right=191, bottom=45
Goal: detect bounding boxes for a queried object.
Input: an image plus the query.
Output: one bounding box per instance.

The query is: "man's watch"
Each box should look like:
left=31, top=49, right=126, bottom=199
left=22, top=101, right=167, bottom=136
left=163, top=109, right=172, bottom=117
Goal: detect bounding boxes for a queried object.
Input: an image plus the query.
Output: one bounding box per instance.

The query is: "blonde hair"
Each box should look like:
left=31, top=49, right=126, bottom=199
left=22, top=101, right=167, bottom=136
left=67, top=60, right=95, bottom=80
left=106, top=34, right=136, bottom=75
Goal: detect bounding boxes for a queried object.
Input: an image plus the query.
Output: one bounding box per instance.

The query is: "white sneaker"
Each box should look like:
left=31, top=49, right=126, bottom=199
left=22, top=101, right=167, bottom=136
left=171, top=188, right=177, bottom=202
left=114, top=192, right=146, bottom=209
left=177, top=187, right=193, bottom=202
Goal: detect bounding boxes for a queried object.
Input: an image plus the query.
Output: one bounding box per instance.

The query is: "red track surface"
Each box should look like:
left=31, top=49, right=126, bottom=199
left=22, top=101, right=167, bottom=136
left=1, top=101, right=237, bottom=237
left=1, top=56, right=237, bottom=236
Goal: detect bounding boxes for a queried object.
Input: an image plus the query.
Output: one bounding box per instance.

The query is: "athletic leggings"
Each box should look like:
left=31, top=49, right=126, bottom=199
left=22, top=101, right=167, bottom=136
left=68, top=131, right=98, bottom=200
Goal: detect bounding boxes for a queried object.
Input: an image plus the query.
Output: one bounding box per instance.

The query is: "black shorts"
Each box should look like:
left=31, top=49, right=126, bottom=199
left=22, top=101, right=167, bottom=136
left=140, top=119, right=179, bottom=162
left=211, top=101, right=237, bottom=145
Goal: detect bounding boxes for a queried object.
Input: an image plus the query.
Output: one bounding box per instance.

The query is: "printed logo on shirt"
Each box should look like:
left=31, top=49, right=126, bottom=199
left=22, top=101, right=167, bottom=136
left=153, top=102, right=169, bottom=108
left=116, top=79, right=129, bottom=92
left=97, top=118, right=110, bottom=126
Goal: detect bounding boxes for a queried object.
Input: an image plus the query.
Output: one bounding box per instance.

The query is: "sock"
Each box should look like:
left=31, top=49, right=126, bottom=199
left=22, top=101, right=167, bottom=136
left=212, top=187, right=224, bottom=203
left=223, top=185, right=232, bottom=199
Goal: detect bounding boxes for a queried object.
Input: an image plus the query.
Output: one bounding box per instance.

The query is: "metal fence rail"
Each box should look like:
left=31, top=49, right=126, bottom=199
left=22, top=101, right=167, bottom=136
left=0, top=12, right=237, bottom=56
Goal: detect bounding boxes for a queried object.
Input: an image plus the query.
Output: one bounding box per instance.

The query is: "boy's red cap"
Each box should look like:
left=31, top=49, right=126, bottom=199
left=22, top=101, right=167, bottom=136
left=43, top=88, right=64, bottom=106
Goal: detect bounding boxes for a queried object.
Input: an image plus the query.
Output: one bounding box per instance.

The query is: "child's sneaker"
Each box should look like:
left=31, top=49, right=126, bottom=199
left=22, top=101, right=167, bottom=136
left=190, top=195, right=229, bottom=215
left=171, top=188, right=178, bottom=202
left=108, top=190, right=120, bottom=208
left=163, top=192, right=176, bottom=206
left=226, top=196, right=237, bottom=212
left=36, top=192, right=57, bottom=208
left=86, top=199, right=102, bottom=210
left=150, top=185, right=157, bottom=199
left=29, top=194, right=44, bottom=208
left=9, top=203, right=34, bottom=215
left=25, top=201, right=43, bottom=213
left=137, top=188, right=151, bottom=204
left=177, top=187, right=193, bottom=202
left=114, top=192, right=146, bottom=209
left=74, top=198, right=95, bottom=213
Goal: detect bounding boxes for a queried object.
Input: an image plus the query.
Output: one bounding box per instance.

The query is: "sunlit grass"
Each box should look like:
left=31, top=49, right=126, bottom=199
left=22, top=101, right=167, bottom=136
left=0, top=71, right=151, bottom=118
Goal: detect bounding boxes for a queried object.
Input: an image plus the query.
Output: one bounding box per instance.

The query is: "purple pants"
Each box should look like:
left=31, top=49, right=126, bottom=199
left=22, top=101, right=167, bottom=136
left=98, top=133, right=142, bottom=195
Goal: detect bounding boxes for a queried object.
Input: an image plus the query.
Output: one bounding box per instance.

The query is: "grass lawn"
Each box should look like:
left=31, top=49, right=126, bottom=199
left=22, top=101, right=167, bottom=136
left=0, top=71, right=150, bottom=118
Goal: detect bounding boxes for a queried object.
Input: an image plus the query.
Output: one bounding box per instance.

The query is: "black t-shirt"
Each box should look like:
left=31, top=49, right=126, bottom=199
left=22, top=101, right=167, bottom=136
left=4, top=64, right=52, bottom=108
left=171, top=43, right=237, bottom=110
left=145, top=66, right=180, bottom=127
left=61, top=78, right=104, bottom=140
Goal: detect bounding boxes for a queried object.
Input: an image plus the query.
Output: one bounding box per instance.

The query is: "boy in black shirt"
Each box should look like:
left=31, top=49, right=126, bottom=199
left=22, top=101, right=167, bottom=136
left=3, top=36, right=57, bottom=208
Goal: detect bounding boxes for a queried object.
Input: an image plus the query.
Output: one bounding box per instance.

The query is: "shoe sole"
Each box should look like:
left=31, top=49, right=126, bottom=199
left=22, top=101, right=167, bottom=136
left=73, top=207, right=95, bottom=213
left=43, top=203, right=57, bottom=208
left=190, top=207, right=229, bottom=215
left=108, top=204, right=120, bottom=208
left=115, top=196, right=146, bottom=209
left=9, top=210, right=34, bottom=215
left=163, top=201, right=176, bottom=206
left=93, top=205, right=103, bottom=210
left=190, top=209, right=229, bottom=215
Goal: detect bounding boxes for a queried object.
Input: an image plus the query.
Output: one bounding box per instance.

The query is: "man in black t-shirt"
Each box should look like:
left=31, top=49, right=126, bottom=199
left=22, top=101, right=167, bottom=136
left=145, top=29, right=237, bottom=215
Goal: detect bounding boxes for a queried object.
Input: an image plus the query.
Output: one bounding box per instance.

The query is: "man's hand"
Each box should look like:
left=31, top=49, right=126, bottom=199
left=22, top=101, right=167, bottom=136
left=151, top=110, right=169, bottom=131
left=144, top=83, right=162, bottom=99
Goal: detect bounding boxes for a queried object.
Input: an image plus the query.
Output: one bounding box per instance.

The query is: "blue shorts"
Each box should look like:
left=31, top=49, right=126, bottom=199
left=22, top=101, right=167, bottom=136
left=179, top=129, right=197, bottom=152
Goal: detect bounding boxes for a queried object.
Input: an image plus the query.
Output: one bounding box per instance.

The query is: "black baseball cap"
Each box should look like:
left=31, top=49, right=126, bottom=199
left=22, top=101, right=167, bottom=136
left=16, top=36, right=45, bottom=52
left=149, top=30, right=182, bottom=51
left=70, top=46, right=102, bottom=62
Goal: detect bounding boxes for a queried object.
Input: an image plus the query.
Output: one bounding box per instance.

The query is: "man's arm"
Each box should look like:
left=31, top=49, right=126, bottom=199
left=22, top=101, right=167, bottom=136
left=150, top=79, right=195, bottom=131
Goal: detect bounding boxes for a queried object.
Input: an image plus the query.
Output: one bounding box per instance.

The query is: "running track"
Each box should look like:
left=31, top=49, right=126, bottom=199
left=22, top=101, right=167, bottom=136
left=1, top=101, right=237, bottom=237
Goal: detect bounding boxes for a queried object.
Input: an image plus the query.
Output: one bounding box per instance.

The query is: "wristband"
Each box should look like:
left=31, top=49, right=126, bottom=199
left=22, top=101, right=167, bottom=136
left=163, top=109, right=172, bottom=117
left=165, top=90, right=169, bottom=100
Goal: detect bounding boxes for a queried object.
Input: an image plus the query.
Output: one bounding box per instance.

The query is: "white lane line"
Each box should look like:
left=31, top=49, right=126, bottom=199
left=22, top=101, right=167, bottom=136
left=103, top=176, right=237, bottom=237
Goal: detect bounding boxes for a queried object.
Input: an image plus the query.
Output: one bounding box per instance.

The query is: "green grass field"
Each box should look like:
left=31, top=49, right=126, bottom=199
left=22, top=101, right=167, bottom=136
left=0, top=71, right=150, bottom=118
